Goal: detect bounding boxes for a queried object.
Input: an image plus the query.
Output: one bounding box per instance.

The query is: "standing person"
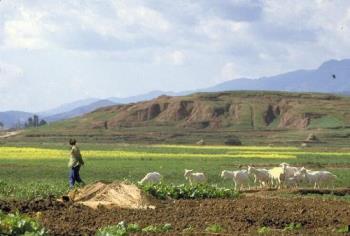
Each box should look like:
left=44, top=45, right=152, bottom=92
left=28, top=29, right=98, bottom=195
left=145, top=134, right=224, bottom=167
left=68, top=138, right=85, bottom=188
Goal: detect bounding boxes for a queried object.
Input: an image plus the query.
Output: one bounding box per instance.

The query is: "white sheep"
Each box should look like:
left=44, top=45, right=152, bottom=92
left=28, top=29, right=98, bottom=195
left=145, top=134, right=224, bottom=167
left=284, top=171, right=305, bottom=188
left=184, top=169, right=207, bottom=185
left=221, top=170, right=250, bottom=191
left=279, top=163, right=301, bottom=179
left=247, top=166, right=270, bottom=189
left=284, top=177, right=299, bottom=188
left=138, top=172, right=162, bottom=185
left=268, top=167, right=285, bottom=189
left=300, top=168, right=337, bottom=189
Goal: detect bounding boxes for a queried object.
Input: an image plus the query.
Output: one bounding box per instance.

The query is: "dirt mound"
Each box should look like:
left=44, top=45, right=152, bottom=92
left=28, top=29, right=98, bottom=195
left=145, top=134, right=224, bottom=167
left=68, top=181, right=153, bottom=209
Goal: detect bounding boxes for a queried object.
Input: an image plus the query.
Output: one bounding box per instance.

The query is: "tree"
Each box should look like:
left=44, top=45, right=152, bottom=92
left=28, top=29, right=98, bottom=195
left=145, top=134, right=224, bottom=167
left=0, top=121, right=3, bottom=130
left=27, top=117, right=33, bottom=127
left=25, top=116, right=47, bottom=128
left=33, top=115, right=39, bottom=127
left=39, top=119, right=47, bottom=126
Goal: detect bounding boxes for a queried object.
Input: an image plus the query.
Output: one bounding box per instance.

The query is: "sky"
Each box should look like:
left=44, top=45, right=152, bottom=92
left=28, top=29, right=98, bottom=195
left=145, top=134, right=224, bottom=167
left=0, top=0, right=350, bottom=112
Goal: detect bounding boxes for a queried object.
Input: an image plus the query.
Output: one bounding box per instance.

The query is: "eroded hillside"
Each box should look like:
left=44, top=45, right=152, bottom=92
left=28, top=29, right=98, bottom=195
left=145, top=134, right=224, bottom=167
left=15, top=91, right=350, bottom=145
left=73, top=91, right=349, bottom=130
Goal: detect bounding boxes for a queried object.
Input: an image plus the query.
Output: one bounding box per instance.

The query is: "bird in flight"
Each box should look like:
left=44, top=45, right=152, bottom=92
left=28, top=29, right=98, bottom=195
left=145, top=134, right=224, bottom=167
left=332, top=74, right=336, bottom=79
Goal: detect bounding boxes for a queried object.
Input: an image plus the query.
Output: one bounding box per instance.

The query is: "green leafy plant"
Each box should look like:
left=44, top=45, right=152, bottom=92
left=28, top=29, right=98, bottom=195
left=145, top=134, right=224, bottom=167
left=257, top=226, right=271, bottom=235
left=126, top=223, right=141, bottom=233
left=182, top=225, right=195, bottom=233
left=96, top=222, right=171, bottom=236
left=205, top=224, right=223, bottom=233
left=140, top=183, right=239, bottom=200
left=283, top=223, right=302, bottom=231
left=0, top=211, right=48, bottom=236
left=336, top=225, right=349, bottom=233
left=142, top=223, right=172, bottom=233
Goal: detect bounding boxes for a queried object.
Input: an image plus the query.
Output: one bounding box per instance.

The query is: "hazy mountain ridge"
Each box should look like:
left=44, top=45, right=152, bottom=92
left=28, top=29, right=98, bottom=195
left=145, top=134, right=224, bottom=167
left=38, top=98, right=101, bottom=117
left=44, top=99, right=116, bottom=122
left=0, top=111, right=33, bottom=128
left=205, top=59, right=350, bottom=93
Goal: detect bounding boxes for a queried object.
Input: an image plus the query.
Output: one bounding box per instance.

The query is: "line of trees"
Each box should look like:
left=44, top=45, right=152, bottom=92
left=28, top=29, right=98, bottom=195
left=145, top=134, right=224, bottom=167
left=24, top=115, right=47, bottom=128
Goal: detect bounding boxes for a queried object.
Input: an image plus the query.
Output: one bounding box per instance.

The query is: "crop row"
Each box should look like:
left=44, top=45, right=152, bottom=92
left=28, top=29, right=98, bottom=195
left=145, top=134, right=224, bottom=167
left=140, top=183, right=239, bottom=199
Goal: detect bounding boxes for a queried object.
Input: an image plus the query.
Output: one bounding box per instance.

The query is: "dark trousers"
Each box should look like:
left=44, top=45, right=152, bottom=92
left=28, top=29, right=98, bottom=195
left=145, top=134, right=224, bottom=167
left=69, top=165, right=84, bottom=187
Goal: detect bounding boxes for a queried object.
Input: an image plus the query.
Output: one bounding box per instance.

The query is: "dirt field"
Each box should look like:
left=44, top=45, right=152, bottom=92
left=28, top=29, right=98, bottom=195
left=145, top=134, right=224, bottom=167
left=1, top=191, right=349, bottom=235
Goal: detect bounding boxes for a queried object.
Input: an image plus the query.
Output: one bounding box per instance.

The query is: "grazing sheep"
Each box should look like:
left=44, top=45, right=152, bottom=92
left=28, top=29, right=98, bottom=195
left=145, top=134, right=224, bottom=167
left=284, top=171, right=304, bottom=188
left=247, top=166, right=270, bottom=189
left=284, top=177, right=299, bottom=188
left=221, top=170, right=250, bottom=191
left=184, top=169, right=207, bottom=185
left=138, top=172, right=162, bottom=185
left=268, top=167, right=285, bottom=189
left=300, top=168, right=337, bottom=189
left=280, top=163, right=302, bottom=179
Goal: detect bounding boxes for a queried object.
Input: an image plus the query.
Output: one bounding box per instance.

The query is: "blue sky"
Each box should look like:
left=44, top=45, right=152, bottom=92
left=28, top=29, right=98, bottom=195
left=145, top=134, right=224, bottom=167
left=0, top=0, right=350, bottom=111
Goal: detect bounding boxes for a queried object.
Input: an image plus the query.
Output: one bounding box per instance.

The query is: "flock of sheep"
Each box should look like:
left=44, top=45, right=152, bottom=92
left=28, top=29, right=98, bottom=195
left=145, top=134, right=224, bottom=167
left=139, top=163, right=337, bottom=191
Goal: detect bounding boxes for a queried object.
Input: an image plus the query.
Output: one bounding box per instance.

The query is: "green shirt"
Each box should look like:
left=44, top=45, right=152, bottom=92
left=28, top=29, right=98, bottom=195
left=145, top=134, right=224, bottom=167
left=68, top=145, right=84, bottom=168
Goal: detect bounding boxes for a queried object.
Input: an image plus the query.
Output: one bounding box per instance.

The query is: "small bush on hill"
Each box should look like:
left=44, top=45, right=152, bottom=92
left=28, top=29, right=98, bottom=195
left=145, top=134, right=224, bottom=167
left=224, top=136, right=242, bottom=146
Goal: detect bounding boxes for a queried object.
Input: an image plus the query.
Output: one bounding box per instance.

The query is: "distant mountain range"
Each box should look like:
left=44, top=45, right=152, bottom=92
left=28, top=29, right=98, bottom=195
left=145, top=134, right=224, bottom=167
left=38, top=98, right=102, bottom=117
left=1, top=58, right=350, bottom=129
left=203, top=59, right=350, bottom=93
left=0, top=111, right=33, bottom=129
left=44, top=99, right=116, bottom=122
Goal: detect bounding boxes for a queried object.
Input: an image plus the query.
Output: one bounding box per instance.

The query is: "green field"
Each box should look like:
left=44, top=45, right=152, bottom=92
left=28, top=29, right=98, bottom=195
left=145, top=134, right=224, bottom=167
left=0, top=144, right=349, bottom=200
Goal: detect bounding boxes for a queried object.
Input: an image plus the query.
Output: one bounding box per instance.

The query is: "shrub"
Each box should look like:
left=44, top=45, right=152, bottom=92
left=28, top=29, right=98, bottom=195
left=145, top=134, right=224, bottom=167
left=224, top=136, right=242, bottom=146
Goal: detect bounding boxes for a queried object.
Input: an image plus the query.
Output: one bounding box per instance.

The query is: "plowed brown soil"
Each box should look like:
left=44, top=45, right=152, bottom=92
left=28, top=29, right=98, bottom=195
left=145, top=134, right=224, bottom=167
left=1, top=193, right=349, bottom=235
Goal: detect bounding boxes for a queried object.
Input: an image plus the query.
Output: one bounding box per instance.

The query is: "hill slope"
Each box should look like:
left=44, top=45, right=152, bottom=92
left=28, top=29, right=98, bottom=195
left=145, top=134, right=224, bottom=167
left=46, top=91, right=350, bottom=132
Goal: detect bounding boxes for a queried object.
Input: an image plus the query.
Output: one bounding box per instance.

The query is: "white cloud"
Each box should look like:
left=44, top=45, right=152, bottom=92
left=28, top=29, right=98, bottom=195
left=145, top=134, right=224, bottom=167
left=220, top=62, right=243, bottom=81
left=154, top=50, right=187, bottom=66
left=0, top=62, right=24, bottom=93
left=3, top=6, right=57, bottom=50
left=112, top=1, right=171, bottom=33
left=0, top=1, right=350, bottom=110
left=196, top=17, right=250, bottom=41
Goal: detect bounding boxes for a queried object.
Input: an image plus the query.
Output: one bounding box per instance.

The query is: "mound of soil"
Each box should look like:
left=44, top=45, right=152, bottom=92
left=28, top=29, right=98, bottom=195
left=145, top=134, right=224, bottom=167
left=67, top=181, right=153, bottom=209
